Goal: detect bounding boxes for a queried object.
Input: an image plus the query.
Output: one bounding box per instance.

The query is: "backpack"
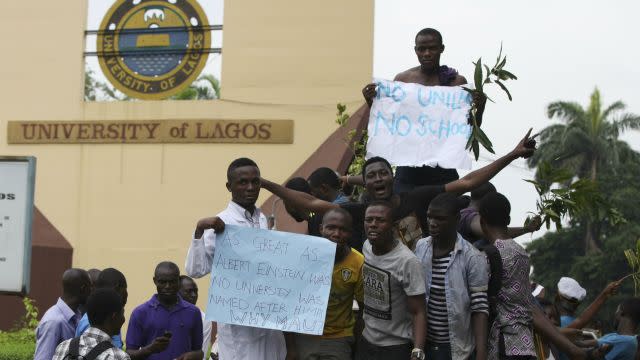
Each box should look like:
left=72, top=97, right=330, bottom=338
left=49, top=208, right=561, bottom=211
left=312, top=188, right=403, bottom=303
left=63, top=336, right=113, bottom=360
left=478, top=243, right=503, bottom=324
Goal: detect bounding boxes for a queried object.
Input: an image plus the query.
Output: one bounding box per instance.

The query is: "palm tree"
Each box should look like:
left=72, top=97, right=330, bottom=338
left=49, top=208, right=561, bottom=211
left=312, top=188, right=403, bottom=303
left=527, top=88, right=640, bottom=253
left=171, top=74, right=220, bottom=100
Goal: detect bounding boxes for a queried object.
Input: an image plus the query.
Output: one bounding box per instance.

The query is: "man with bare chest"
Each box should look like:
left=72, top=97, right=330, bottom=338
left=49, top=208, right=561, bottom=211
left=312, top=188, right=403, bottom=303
left=362, top=28, right=485, bottom=193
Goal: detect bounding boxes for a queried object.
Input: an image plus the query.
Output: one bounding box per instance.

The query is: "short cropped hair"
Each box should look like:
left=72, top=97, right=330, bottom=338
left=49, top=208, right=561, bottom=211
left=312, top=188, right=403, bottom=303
left=366, top=200, right=395, bottom=219
left=621, top=298, right=640, bottom=324
left=227, top=158, right=258, bottom=182
left=87, top=288, right=123, bottom=326
left=415, top=28, right=443, bottom=44
left=154, top=261, right=180, bottom=277
left=308, top=167, right=340, bottom=190
left=95, top=268, right=126, bottom=290
left=285, top=177, right=311, bottom=194
left=362, top=157, right=392, bottom=179
left=429, top=193, right=467, bottom=216
left=322, top=208, right=353, bottom=229
left=471, top=182, right=496, bottom=201
left=179, top=275, right=195, bottom=283
left=479, top=192, right=511, bottom=227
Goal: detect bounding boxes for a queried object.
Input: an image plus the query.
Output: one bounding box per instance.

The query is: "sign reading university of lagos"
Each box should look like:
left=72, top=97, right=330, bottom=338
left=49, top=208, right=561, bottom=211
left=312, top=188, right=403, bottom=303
left=97, top=0, right=211, bottom=99
left=7, top=120, right=293, bottom=144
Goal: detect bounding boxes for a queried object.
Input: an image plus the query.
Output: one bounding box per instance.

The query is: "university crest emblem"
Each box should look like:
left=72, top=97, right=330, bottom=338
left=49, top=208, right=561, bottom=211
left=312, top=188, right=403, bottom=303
left=97, top=0, right=211, bottom=99
left=341, top=268, right=352, bottom=282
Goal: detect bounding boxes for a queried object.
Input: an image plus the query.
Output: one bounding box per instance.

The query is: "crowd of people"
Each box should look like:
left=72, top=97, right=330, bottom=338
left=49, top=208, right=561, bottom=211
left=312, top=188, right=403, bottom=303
left=32, top=28, right=638, bottom=360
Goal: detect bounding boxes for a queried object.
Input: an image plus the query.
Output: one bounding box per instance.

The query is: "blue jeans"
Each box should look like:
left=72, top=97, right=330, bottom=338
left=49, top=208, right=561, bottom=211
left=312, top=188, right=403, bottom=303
left=426, top=343, right=452, bottom=360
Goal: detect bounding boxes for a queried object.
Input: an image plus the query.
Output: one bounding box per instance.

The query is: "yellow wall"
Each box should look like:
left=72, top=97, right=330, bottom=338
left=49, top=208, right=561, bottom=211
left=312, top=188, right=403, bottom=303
left=0, top=0, right=373, bottom=329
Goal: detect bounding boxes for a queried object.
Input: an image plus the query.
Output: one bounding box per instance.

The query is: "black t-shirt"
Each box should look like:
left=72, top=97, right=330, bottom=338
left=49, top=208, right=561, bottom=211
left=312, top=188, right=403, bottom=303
left=340, top=184, right=445, bottom=251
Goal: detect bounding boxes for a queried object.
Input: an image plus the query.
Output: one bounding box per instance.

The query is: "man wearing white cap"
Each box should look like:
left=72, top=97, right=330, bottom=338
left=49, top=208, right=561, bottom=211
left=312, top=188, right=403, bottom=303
left=556, top=277, right=621, bottom=329
left=555, top=277, right=621, bottom=360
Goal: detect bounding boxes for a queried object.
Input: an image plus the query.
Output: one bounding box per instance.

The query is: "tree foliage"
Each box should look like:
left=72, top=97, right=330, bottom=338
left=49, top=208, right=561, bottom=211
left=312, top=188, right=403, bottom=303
left=527, top=88, right=640, bottom=253
left=84, top=68, right=220, bottom=101
left=528, top=129, right=640, bottom=330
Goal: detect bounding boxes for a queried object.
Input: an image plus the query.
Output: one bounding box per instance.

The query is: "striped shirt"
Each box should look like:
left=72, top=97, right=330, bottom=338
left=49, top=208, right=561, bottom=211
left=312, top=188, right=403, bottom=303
left=427, top=252, right=490, bottom=344
left=53, top=327, right=130, bottom=360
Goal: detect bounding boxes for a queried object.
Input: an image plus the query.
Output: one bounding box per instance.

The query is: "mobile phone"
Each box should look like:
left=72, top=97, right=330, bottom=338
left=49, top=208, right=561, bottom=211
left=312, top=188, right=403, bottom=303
left=163, top=330, right=172, bottom=338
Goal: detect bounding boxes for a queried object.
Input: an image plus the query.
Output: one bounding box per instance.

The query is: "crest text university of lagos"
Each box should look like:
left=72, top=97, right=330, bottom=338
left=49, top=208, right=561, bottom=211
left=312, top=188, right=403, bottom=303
left=97, top=0, right=211, bottom=99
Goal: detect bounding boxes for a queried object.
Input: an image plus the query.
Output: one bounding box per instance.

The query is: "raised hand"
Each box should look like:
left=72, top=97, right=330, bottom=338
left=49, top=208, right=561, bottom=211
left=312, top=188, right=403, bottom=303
left=194, top=216, right=226, bottom=239
left=362, top=83, right=377, bottom=106
left=510, top=128, right=538, bottom=159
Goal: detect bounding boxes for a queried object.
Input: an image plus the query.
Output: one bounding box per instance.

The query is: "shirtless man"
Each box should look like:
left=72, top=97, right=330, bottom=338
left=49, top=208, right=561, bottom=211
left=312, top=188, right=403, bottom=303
left=362, top=28, right=485, bottom=192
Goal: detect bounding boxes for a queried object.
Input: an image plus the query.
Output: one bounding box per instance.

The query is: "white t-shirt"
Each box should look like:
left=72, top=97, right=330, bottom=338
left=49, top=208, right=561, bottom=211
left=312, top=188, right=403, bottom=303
left=362, top=240, right=426, bottom=346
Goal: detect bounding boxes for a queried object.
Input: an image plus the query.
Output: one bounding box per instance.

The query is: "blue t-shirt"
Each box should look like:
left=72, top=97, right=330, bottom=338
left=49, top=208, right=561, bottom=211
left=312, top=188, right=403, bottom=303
left=75, top=313, right=124, bottom=349
left=558, top=315, right=577, bottom=360
left=560, top=315, right=576, bottom=328
left=598, top=333, right=638, bottom=360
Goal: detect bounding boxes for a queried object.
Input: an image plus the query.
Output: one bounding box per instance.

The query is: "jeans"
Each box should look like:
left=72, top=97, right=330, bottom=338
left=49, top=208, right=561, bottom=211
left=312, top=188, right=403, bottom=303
left=355, top=337, right=412, bottom=360
left=394, top=166, right=459, bottom=193
left=426, top=343, right=452, bottom=360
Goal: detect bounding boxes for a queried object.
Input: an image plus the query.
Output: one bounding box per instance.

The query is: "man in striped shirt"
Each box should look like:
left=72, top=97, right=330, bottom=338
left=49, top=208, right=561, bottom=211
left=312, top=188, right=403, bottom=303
left=415, top=193, right=490, bottom=360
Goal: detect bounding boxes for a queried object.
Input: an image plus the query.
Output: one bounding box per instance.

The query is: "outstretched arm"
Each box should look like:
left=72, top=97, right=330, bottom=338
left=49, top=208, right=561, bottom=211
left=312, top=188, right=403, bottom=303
left=566, top=280, right=621, bottom=329
left=445, top=129, right=537, bottom=195
left=261, top=178, right=338, bottom=215
left=468, top=215, right=542, bottom=239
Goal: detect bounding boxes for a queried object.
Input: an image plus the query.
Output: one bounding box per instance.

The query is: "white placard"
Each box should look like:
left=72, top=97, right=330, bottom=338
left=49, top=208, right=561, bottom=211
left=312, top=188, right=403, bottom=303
left=366, top=79, right=473, bottom=170
left=0, top=157, right=36, bottom=294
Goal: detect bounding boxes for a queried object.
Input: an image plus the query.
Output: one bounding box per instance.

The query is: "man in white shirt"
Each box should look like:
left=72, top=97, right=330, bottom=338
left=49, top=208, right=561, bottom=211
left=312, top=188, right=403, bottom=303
left=185, top=157, right=286, bottom=360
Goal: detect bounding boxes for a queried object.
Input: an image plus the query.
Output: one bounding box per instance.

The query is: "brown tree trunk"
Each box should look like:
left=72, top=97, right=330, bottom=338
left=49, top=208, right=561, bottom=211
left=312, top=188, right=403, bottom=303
left=585, top=158, right=602, bottom=254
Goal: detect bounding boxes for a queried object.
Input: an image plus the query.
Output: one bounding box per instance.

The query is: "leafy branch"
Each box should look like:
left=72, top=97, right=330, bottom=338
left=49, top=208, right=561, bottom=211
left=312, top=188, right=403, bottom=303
left=335, top=103, right=368, bottom=177
left=463, top=44, right=518, bottom=160
left=525, top=162, right=626, bottom=229
left=623, top=239, right=640, bottom=295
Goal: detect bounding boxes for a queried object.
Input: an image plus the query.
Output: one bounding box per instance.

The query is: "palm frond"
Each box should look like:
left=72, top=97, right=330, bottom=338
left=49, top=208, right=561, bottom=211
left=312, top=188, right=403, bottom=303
left=547, top=101, right=586, bottom=124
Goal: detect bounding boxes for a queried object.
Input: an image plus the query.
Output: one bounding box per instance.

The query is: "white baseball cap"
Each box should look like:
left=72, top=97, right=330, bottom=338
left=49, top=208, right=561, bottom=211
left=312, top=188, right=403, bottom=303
left=557, top=277, right=587, bottom=301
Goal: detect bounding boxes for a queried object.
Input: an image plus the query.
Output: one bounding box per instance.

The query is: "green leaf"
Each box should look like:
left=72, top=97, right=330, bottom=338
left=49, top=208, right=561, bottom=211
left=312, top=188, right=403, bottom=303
left=498, top=55, right=507, bottom=70
left=495, top=79, right=512, bottom=101
left=495, top=42, right=503, bottom=67
left=471, top=139, right=480, bottom=160
left=500, top=69, right=518, bottom=80
left=474, top=58, right=483, bottom=92
left=476, top=128, right=495, bottom=153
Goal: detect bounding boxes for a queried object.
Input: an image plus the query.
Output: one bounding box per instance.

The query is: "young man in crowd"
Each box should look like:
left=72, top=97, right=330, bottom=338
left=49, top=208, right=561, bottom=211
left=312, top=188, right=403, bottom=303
left=361, top=27, right=485, bottom=192
left=456, top=182, right=542, bottom=247
left=185, top=157, right=286, bottom=360
left=290, top=209, right=364, bottom=360
left=356, top=201, right=427, bottom=360
left=261, top=130, right=538, bottom=251
left=307, top=167, right=350, bottom=205
left=414, top=193, right=489, bottom=360
left=478, top=192, right=613, bottom=360
left=126, top=261, right=203, bottom=360
left=595, top=298, right=640, bottom=360
left=556, top=277, right=621, bottom=329
left=179, top=275, right=215, bottom=360
left=53, top=288, right=130, bottom=360
left=76, top=268, right=128, bottom=349
left=34, top=268, right=91, bottom=360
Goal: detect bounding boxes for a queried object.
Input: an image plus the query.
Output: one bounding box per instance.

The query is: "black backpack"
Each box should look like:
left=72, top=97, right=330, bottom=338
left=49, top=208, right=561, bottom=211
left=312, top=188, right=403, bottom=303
left=63, top=337, right=113, bottom=360
left=478, top=243, right=503, bottom=323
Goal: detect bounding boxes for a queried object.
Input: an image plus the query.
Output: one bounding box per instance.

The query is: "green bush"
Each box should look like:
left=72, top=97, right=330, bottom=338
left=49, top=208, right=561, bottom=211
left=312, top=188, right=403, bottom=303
left=0, top=329, right=35, bottom=360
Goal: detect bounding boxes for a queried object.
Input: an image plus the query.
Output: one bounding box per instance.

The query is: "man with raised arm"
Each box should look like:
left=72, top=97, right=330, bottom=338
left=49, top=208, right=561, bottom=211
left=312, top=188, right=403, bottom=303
left=261, top=130, right=537, bottom=251
left=362, top=28, right=486, bottom=192
left=185, top=157, right=286, bottom=360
